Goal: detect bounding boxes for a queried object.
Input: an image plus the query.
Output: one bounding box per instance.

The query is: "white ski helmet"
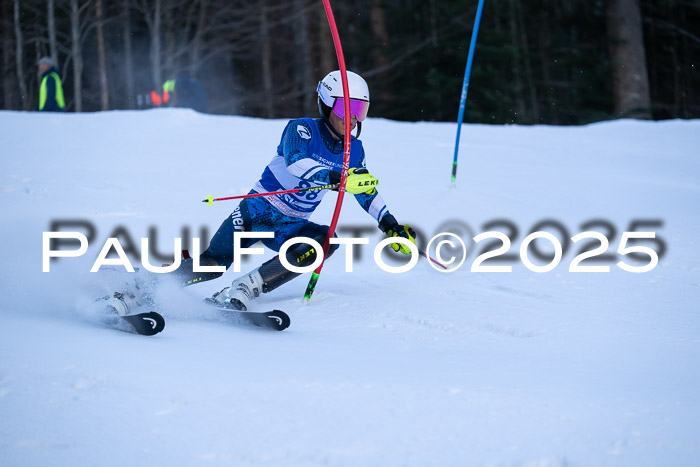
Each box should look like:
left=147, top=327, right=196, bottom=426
left=317, top=70, right=370, bottom=122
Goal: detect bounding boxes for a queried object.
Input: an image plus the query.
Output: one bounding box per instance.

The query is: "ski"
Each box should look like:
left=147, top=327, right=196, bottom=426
left=98, top=291, right=165, bottom=336
left=204, top=299, right=290, bottom=331
left=119, top=311, right=166, bottom=336
left=233, top=309, right=290, bottom=331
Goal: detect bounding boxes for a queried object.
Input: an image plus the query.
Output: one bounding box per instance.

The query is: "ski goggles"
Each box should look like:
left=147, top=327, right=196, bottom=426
left=332, top=98, right=370, bottom=122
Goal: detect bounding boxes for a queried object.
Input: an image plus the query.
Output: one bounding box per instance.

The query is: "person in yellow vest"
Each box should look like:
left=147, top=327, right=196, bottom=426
left=162, top=79, right=176, bottom=105
left=37, top=57, right=65, bottom=112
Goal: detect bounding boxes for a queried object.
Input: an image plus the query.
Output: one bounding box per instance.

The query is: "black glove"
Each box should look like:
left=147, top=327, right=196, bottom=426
left=379, top=214, right=417, bottom=255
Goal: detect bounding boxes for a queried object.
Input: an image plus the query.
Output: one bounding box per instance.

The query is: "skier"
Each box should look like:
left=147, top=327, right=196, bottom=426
left=171, top=70, right=416, bottom=311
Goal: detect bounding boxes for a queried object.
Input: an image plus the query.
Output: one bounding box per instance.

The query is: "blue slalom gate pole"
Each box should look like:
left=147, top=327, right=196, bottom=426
left=451, top=0, right=485, bottom=188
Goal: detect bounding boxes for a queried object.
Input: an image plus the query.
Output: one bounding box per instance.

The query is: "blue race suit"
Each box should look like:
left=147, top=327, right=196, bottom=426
left=204, top=117, right=391, bottom=268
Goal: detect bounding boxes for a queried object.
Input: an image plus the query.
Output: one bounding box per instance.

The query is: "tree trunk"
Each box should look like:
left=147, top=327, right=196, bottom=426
left=259, top=0, right=273, bottom=118
left=606, top=0, right=652, bottom=119
left=123, top=0, right=135, bottom=109
left=429, top=0, right=438, bottom=47
left=150, top=0, right=162, bottom=90
left=13, top=0, right=29, bottom=110
left=96, top=0, right=109, bottom=110
left=70, top=0, right=83, bottom=112
left=538, top=8, right=554, bottom=124
left=679, top=5, right=692, bottom=118
left=671, top=20, right=680, bottom=118
left=2, top=0, right=15, bottom=108
left=162, top=0, right=176, bottom=79
left=318, top=3, right=335, bottom=76
left=370, top=0, right=392, bottom=105
left=507, top=0, right=526, bottom=122
left=48, top=0, right=59, bottom=67
left=293, top=0, right=313, bottom=113
left=190, top=0, right=207, bottom=75
left=515, top=0, right=539, bottom=123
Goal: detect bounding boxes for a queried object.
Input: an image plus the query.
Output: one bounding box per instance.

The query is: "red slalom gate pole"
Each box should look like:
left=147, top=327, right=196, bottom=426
left=303, top=0, right=351, bottom=303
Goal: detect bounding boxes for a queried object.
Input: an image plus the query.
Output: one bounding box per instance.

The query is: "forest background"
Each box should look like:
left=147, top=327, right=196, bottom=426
left=1, top=0, right=698, bottom=124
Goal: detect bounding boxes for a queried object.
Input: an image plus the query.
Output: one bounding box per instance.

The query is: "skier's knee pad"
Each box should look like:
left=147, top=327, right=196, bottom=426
left=285, top=225, right=339, bottom=267
left=297, top=223, right=338, bottom=258
left=173, top=255, right=224, bottom=287
left=258, top=225, right=337, bottom=293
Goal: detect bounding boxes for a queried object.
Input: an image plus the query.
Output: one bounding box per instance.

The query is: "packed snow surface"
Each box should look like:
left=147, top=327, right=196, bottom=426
left=1, top=109, right=699, bottom=466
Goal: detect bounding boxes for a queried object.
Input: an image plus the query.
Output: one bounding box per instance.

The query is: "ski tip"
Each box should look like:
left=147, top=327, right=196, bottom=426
left=269, top=310, right=291, bottom=331
left=302, top=298, right=310, bottom=305
left=120, top=311, right=165, bottom=336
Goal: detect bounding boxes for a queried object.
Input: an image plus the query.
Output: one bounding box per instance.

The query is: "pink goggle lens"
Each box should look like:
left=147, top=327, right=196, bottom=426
left=331, top=98, right=369, bottom=122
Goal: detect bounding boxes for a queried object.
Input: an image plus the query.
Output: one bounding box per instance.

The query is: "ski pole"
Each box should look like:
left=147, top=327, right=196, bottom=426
left=419, top=248, right=447, bottom=270
left=202, top=183, right=340, bottom=205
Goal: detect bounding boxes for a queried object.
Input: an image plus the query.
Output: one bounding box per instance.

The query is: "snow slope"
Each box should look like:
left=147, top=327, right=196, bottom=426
left=1, top=109, right=699, bottom=466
